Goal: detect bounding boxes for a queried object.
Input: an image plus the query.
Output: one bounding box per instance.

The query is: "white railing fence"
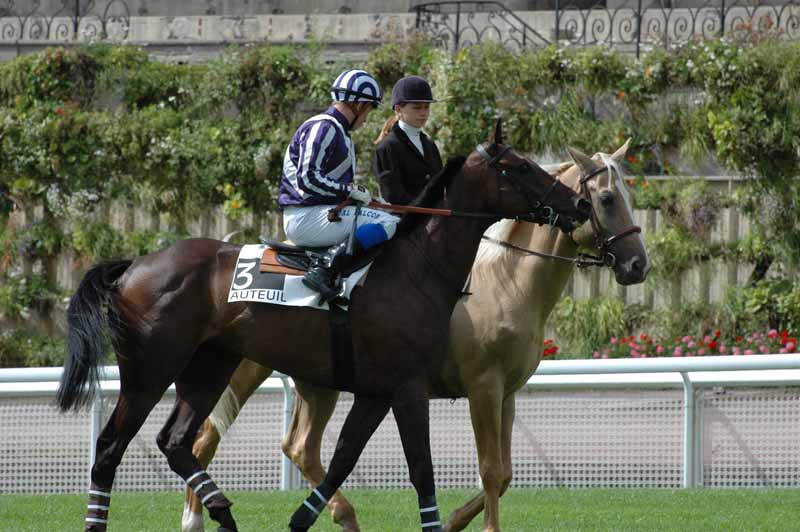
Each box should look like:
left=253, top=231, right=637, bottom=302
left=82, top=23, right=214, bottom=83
left=2, top=355, right=800, bottom=494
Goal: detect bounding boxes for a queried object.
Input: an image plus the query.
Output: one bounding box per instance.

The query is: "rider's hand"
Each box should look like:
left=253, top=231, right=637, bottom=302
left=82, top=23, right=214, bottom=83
left=347, top=183, right=372, bottom=205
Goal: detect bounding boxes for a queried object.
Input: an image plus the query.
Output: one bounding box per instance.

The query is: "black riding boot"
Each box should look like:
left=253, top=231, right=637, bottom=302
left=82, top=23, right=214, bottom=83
left=302, top=241, right=349, bottom=303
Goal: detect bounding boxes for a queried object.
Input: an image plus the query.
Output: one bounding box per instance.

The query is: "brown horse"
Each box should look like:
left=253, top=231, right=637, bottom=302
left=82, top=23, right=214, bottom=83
left=181, top=141, right=649, bottom=532
left=56, top=122, right=592, bottom=532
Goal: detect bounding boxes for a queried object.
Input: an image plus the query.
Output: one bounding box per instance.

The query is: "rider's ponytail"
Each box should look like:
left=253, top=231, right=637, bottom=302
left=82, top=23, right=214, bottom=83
left=374, top=115, right=399, bottom=144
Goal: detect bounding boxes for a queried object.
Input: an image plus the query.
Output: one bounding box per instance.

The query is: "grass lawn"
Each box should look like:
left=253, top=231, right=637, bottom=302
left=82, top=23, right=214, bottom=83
left=2, top=488, right=799, bottom=531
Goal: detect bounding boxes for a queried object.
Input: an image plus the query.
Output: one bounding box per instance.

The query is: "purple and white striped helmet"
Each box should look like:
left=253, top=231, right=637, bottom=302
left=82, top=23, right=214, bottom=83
left=330, top=69, right=382, bottom=105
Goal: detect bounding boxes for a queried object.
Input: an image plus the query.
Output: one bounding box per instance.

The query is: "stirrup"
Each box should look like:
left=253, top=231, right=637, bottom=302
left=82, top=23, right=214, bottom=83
left=302, top=269, right=340, bottom=302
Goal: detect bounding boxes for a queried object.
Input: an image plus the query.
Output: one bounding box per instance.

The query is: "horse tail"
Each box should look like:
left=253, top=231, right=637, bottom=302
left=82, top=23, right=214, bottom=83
left=57, top=260, right=132, bottom=412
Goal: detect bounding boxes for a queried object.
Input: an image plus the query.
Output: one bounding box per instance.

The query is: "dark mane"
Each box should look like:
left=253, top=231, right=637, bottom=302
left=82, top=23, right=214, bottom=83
left=395, top=155, right=467, bottom=237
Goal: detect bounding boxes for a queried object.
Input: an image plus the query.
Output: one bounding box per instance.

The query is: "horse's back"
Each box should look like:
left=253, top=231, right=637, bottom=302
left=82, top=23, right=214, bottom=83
left=117, top=238, right=239, bottom=318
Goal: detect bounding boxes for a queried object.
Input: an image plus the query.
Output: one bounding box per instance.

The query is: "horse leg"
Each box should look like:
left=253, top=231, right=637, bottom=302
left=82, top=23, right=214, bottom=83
left=85, top=371, right=175, bottom=532
left=498, top=394, right=515, bottom=498
left=391, top=379, right=442, bottom=532
left=183, top=359, right=272, bottom=532
left=288, top=395, right=391, bottom=532
left=445, top=372, right=505, bottom=532
left=285, top=381, right=360, bottom=531
left=157, top=342, right=242, bottom=532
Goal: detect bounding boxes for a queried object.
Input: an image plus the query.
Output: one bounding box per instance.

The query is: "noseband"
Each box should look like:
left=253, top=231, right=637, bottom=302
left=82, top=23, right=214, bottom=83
left=577, top=165, right=642, bottom=267
left=476, top=143, right=562, bottom=226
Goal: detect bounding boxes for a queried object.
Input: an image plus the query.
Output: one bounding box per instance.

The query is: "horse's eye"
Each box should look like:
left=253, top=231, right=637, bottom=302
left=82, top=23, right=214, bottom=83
left=600, top=192, right=614, bottom=207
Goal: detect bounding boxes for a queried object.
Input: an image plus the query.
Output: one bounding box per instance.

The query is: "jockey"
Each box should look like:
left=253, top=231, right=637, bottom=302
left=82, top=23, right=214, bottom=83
left=278, top=69, right=401, bottom=302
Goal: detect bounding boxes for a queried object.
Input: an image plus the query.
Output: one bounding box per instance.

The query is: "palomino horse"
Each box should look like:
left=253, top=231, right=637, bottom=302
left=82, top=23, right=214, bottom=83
left=181, top=141, right=649, bottom=532
left=57, top=121, right=592, bottom=532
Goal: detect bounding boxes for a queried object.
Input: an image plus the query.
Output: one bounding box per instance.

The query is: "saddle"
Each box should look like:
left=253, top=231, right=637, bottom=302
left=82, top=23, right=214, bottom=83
left=258, top=237, right=380, bottom=277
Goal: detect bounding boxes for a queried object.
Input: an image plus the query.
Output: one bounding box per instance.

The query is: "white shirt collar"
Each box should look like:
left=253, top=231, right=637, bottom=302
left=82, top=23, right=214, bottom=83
left=398, top=120, right=422, bottom=138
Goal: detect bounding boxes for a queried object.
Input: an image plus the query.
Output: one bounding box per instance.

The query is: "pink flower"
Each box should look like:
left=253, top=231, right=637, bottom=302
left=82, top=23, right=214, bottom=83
left=780, top=348, right=788, bottom=354
left=769, top=329, right=778, bottom=338
left=753, top=332, right=761, bottom=340
left=718, top=345, right=727, bottom=354
left=732, top=346, right=740, bottom=355
left=682, top=335, right=692, bottom=343
left=673, top=347, right=682, bottom=356
left=687, top=351, right=695, bottom=357
left=698, top=348, right=706, bottom=355
left=787, top=342, right=796, bottom=352
left=744, top=349, right=754, bottom=355
left=656, top=345, right=665, bottom=354
left=687, top=341, right=696, bottom=348
left=593, top=351, right=600, bottom=358
left=759, top=345, right=769, bottom=354
left=631, top=349, right=640, bottom=358
left=704, top=335, right=712, bottom=344
left=610, top=337, right=618, bottom=344
left=601, top=353, right=609, bottom=359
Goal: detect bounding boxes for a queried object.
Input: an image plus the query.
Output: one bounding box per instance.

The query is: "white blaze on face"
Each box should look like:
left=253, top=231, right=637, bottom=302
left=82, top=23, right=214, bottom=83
left=599, top=153, right=650, bottom=274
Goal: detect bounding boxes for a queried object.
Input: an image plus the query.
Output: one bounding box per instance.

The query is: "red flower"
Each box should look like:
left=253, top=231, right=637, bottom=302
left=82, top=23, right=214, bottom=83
left=543, top=346, right=559, bottom=357
left=708, top=341, right=718, bottom=351
left=736, top=335, right=743, bottom=342
left=544, top=339, right=554, bottom=345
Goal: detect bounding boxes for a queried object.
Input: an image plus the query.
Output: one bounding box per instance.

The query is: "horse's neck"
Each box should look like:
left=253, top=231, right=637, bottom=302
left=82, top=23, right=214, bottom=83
left=406, top=178, right=493, bottom=302
left=519, top=224, right=578, bottom=324
left=473, top=190, right=581, bottom=327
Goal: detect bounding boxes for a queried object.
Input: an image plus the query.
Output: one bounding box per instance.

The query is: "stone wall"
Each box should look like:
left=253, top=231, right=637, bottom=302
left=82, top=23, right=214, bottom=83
left=0, top=12, right=419, bottom=62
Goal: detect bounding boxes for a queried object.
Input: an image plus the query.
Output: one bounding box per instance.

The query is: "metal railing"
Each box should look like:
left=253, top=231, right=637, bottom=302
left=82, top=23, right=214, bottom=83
left=413, top=0, right=800, bottom=56
left=0, top=0, right=131, bottom=42
left=2, top=354, right=800, bottom=490
left=413, top=1, right=551, bottom=52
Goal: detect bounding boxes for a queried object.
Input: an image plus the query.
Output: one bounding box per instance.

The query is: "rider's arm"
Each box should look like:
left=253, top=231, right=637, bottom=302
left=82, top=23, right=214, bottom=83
left=295, top=122, right=349, bottom=197
left=375, top=141, right=413, bottom=205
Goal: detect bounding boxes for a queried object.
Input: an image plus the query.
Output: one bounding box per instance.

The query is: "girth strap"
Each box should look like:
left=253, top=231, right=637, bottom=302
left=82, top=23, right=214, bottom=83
left=329, top=303, right=355, bottom=391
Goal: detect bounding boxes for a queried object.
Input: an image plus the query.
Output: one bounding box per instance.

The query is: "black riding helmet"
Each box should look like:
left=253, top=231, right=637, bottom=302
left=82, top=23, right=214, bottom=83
left=391, top=76, right=437, bottom=107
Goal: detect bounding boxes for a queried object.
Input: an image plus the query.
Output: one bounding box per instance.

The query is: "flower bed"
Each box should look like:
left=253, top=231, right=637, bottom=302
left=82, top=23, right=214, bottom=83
left=592, top=330, right=797, bottom=359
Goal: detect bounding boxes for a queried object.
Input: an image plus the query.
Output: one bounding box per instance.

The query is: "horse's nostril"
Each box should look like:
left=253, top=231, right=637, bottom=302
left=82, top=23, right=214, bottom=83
left=631, top=257, right=642, bottom=272
left=575, top=197, right=592, bottom=218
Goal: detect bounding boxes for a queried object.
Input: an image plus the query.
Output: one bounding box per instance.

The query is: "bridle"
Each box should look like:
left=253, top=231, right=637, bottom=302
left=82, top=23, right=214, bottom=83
left=577, top=164, right=642, bottom=267
left=475, top=142, right=565, bottom=227
left=481, top=163, right=642, bottom=268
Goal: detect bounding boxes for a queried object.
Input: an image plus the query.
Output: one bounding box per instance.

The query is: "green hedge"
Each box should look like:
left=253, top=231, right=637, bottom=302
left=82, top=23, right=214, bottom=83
left=2, top=38, right=800, bottom=365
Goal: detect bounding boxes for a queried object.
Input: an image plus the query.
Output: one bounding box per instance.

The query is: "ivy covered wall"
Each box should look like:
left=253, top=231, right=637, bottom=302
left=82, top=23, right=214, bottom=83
left=1, top=36, right=799, bottom=365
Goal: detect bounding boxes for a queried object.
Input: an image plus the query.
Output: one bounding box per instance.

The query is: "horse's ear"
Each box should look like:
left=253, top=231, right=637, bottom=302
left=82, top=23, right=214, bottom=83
left=489, top=118, right=504, bottom=146
left=567, top=147, right=594, bottom=173
left=610, top=138, right=632, bottom=162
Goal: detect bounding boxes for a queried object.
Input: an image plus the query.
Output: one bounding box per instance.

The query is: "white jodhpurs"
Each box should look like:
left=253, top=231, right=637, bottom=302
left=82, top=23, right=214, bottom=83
left=283, top=204, right=400, bottom=248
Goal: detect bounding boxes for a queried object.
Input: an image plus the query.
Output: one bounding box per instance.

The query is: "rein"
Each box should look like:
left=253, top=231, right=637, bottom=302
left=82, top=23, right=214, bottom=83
left=327, top=142, right=564, bottom=226
left=481, top=163, right=642, bottom=269
left=480, top=235, right=606, bottom=268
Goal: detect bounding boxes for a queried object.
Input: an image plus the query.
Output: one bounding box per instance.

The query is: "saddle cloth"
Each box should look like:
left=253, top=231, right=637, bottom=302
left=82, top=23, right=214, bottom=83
left=227, top=244, right=371, bottom=310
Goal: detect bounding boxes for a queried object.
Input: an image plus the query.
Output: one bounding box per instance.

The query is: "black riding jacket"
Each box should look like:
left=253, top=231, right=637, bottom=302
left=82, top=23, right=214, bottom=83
left=374, top=122, right=443, bottom=206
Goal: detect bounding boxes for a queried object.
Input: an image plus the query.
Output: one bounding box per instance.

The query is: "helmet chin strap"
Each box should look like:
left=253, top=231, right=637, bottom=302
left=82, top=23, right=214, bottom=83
left=351, top=103, right=371, bottom=127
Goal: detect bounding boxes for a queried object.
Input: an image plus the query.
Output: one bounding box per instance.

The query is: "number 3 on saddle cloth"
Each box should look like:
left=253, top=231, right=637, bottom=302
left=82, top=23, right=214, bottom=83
left=227, top=239, right=376, bottom=310
left=227, top=239, right=380, bottom=390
